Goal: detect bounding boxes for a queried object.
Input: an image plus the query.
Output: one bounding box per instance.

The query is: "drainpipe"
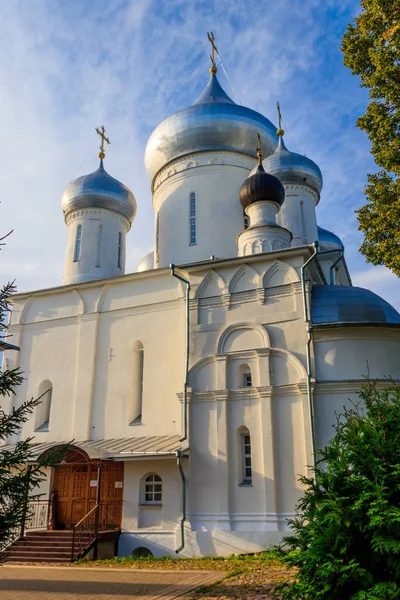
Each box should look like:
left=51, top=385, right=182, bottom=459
left=170, top=265, right=190, bottom=554
left=300, top=243, right=319, bottom=473
left=329, top=248, right=344, bottom=285
left=170, top=264, right=190, bottom=443
left=175, top=449, right=187, bottom=554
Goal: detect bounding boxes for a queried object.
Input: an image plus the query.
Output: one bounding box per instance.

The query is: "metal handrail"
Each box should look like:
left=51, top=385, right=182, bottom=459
left=71, top=504, right=99, bottom=562
left=74, top=504, right=98, bottom=529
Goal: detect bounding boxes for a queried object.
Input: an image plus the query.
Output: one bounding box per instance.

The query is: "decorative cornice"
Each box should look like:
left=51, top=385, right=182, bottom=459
left=66, top=208, right=130, bottom=228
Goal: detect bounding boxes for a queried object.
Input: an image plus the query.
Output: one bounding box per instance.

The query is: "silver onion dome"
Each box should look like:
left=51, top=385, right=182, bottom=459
left=263, top=135, right=323, bottom=198
left=318, top=226, right=344, bottom=250
left=136, top=251, right=155, bottom=272
left=144, top=72, right=278, bottom=184
left=61, top=160, right=137, bottom=223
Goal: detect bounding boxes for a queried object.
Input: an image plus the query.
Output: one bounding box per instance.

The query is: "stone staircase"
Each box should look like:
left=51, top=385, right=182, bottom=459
left=1, top=530, right=90, bottom=563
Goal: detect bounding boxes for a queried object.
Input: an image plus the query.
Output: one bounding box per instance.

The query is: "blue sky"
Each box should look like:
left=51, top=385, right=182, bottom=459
left=1, top=0, right=399, bottom=308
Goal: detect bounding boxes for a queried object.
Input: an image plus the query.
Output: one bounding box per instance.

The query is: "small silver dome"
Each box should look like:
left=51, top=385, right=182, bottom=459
left=145, top=72, right=278, bottom=184
left=318, top=226, right=344, bottom=250
left=312, top=285, right=400, bottom=326
left=263, top=135, right=323, bottom=198
left=136, top=251, right=155, bottom=272
left=61, top=160, right=137, bottom=222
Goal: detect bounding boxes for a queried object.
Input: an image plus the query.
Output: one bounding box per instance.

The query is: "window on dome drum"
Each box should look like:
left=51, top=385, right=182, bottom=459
left=239, top=428, right=252, bottom=485
left=74, top=224, right=82, bottom=262
left=117, top=232, right=122, bottom=269
left=144, top=474, right=162, bottom=504
left=96, top=225, right=103, bottom=268
left=189, top=192, right=197, bottom=245
left=244, top=214, right=250, bottom=229
left=35, top=380, right=52, bottom=432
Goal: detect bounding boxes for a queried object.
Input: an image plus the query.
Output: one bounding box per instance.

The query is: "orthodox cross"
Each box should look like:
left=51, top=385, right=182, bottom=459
left=95, top=125, right=111, bottom=160
left=257, top=132, right=263, bottom=165
left=207, top=31, right=218, bottom=74
left=276, top=101, right=284, bottom=137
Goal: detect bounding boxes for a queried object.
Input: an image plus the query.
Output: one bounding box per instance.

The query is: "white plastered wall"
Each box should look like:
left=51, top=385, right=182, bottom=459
left=63, top=209, right=130, bottom=285
left=313, top=327, right=400, bottom=451
left=152, top=152, right=255, bottom=267
left=277, top=184, right=318, bottom=246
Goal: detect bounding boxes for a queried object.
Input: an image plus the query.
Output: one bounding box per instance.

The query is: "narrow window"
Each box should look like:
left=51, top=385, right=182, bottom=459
left=144, top=474, right=162, bottom=504
left=244, top=214, right=250, bottom=229
left=74, top=225, right=82, bottom=262
left=155, top=213, right=160, bottom=263
left=238, top=364, right=252, bottom=388
left=241, top=431, right=252, bottom=485
left=189, top=192, right=196, bottom=245
left=35, top=380, right=52, bottom=431
left=300, top=200, right=306, bottom=242
left=96, top=225, right=103, bottom=268
left=130, top=341, right=144, bottom=425
left=238, top=427, right=253, bottom=486
left=117, top=232, right=122, bottom=269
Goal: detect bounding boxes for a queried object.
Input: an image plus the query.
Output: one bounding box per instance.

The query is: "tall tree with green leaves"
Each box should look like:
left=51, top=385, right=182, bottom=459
left=280, top=380, right=400, bottom=599
left=341, top=1, right=400, bottom=276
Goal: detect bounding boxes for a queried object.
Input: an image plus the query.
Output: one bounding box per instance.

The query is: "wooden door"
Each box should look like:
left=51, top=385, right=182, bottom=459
left=99, top=462, right=124, bottom=528
left=53, top=466, right=73, bottom=528
left=53, top=461, right=124, bottom=530
left=70, top=464, right=90, bottom=526
left=53, top=464, right=90, bottom=529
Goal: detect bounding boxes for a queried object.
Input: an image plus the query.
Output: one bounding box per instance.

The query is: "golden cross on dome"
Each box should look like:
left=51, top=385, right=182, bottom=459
left=207, top=31, right=218, bottom=74
left=95, top=125, right=111, bottom=160
left=276, top=101, right=284, bottom=137
left=257, top=133, right=263, bottom=165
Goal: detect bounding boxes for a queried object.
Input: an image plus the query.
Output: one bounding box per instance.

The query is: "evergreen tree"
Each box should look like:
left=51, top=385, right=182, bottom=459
left=341, top=1, right=400, bottom=276
left=281, top=380, right=400, bottom=599
left=0, top=280, right=67, bottom=549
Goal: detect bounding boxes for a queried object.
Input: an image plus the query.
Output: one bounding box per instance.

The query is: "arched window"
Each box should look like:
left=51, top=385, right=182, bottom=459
left=238, top=364, right=252, bottom=388
left=96, top=224, right=103, bottom=268
left=117, top=232, right=123, bottom=269
left=189, top=192, right=197, bottom=245
left=144, top=474, right=162, bottom=504
left=244, top=213, right=250, bottom=229
left=74, top=225, right=82, bottom=262
left=35, top=380, right=52, bottom=431
left=130, top=341, right=144, bottom=425
left=238, top=427, right=252, bottom=485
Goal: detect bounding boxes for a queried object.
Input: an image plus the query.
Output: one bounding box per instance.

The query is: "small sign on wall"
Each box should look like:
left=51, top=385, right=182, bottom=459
left=90, top=480, right=98, bottom=487
left=115, top=481, right=123, bottom=488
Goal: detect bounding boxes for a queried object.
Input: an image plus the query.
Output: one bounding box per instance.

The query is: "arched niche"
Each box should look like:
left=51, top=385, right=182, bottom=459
left=130, top=341, right=144, bottom=425
left=270, top=349, right=307, bottom=386
left=195, top=270, right=227, bottom=299
left=189, top=357, right=216, bottom=393
left=218, top=323, right=270, bottom=354
left=229, top=265, right=260, bottom=294
left=35, top=380, right=53, bottom=431
left=262, top=260, right=300, bottom=288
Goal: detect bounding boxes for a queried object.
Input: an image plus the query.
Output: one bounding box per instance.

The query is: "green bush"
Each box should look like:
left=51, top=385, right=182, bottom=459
left=281, top=379, right=400, bottom=599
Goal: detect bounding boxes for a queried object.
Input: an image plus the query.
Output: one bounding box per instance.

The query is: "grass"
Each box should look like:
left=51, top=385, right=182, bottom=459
left=75, top=550, right=294, bottom=599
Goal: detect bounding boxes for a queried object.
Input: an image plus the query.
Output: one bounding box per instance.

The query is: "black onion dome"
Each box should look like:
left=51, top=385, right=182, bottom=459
left=239, top=163, right=285, bottom=209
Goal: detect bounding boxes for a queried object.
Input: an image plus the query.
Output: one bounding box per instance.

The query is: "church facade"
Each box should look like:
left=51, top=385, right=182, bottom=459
left=2, top=53, right=400, bottom=558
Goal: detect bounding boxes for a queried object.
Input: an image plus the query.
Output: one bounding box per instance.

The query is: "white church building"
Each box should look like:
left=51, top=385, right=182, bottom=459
left=2, top=49, right=400, bottom=560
